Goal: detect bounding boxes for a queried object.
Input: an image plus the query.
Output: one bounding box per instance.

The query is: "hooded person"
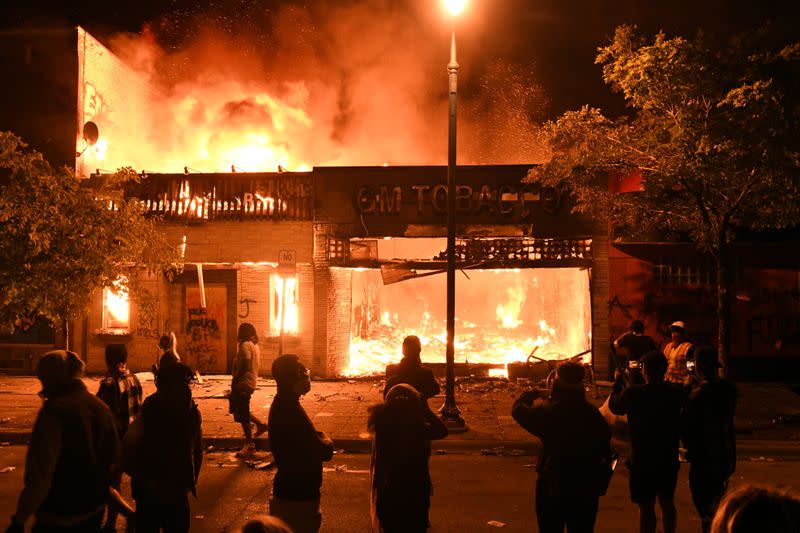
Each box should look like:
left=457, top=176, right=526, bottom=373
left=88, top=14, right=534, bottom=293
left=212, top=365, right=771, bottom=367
left=368, top=383, right=448, bottom=533
left=7, top=350, right=119, bottom=533
left=512, top=362, right=612, bottom=533
left=267, top=355, right=334, bottom=533
left=124, top=361, right=202, bottom=533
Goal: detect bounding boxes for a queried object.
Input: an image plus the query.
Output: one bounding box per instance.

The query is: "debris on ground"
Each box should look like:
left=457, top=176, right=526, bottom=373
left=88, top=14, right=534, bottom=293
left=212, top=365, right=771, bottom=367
left=245, top=460, right=274, bottom=470
left=1, top=466, right=16, bottom=473
left=0, top=418, right=11, bottom=424
left=433, top=449, right=448, bottom=455
left=0, top=442, right=10, bottom=447
left=315, top=393, right=339, bottom=402
left=480, top=447, right=508, bottom=456
left=487, top=520, right=506, bottom=527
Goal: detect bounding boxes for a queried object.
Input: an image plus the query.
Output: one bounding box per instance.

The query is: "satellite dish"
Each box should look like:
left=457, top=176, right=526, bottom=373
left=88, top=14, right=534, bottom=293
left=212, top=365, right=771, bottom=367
left=82, top=121, right=99, bottom=146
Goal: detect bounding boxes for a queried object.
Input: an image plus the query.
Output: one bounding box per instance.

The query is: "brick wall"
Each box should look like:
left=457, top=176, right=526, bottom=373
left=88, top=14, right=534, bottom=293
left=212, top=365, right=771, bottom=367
left=159, top=221, right=314, bottom=264
left=237, top=263, right=316, bottom=377
left=313, top=224, right=353, bottom=376
left=76, top=28, right=160, bottom=178
left=79, top=271, right=169, bottom=374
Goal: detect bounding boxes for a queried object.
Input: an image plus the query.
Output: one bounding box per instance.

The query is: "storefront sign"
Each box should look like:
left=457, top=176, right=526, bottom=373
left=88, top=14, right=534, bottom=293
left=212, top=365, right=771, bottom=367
left=355, top=183, right=562, bottom=218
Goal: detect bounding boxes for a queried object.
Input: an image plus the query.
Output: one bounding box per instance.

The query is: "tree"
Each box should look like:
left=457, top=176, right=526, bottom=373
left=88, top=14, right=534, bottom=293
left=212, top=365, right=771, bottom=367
left=529, top=26, right=800, bottom=374
left=0, top=132, right=182, bottom=347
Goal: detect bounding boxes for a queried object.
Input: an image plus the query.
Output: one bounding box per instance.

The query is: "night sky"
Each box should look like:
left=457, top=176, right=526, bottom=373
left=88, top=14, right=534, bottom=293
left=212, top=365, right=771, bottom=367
left=3, top=0, right=799, bottom=119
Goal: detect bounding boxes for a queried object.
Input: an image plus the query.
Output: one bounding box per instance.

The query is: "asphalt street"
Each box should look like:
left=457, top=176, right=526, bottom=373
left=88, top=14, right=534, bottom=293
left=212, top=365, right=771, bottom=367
left=0, top=447, right=798, bottom=532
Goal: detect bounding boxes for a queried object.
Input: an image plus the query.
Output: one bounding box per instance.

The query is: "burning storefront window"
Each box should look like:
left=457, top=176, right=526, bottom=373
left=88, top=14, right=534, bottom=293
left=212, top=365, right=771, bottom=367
left=345, top=267, right=591, bottom=376
left=271, top=274, right=299, bottom=335
left=102, top=279, right=130, bottom=332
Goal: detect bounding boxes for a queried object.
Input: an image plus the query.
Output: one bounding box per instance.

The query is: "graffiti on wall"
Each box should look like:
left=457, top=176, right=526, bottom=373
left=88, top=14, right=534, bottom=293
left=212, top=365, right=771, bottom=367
left=238, top=298, right=257, bottom=318
left=184, top=286, right=227, bottom=374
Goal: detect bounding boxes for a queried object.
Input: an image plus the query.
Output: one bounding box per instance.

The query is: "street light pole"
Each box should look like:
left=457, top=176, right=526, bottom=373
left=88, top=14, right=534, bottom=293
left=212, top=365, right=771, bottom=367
left=441, top=17, right=466, bottom=430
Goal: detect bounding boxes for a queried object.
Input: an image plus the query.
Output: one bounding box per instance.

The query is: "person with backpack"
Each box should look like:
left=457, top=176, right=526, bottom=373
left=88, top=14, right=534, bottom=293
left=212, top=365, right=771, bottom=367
left=512, top=362, right=613, bottom=533
left=123, top=362, right=202, bottom=533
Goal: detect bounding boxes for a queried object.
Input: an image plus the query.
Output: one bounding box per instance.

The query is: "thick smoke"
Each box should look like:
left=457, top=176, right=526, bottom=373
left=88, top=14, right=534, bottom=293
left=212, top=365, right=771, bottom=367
left=107, top=0, right=549, bottom=172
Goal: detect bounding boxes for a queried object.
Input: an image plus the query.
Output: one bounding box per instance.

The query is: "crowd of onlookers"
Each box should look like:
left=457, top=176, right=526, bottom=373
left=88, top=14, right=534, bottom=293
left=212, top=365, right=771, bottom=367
left=4, top=323, right=800, bottom=533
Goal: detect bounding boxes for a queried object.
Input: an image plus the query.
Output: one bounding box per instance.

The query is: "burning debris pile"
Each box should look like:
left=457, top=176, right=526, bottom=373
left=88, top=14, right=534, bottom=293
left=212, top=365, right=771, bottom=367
left=344, top=267, right=591, bottom=377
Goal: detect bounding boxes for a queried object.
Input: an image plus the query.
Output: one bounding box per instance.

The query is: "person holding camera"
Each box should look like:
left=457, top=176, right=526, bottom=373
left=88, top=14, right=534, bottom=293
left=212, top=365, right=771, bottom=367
left=512, top=362, right=612, bottom=532
left=613, top=320, right=657, bottom=385
left=610, top=350, right=687, bottom=533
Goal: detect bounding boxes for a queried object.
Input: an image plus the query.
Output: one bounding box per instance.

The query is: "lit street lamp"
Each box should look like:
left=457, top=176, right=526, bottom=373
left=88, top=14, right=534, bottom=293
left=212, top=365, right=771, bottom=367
left=441, top=0, right=467, bottom=431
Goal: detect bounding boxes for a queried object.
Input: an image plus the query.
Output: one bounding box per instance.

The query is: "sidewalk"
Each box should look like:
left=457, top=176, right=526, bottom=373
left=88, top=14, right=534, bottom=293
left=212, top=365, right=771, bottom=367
left=1, top=374, right=799, bottom=455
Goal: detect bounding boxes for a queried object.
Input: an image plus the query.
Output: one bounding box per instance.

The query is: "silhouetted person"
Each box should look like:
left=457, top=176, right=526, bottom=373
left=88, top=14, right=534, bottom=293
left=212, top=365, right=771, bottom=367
left=614, top=320, right=657, bottom=385
left=98, top=344, right=143, bottom=438
left=683, top=347, right=738, bottom=533
left=710, top=485, right=800, bottom=533
left=268, top=355, right=334, bottom=533
left=230, top=322, right=267, bottom=457
left=610, top=350, right=687, bottom=533
left=158, top=332, right=180, bottom=365
left=368, top=383, right=448, bottom=533
left=7, top=350, right=119, bottom=533
left=384, top=336, right=440, bottom=402
left=97, top=343, right=142, bottom=532
left=124, top=362, right=202, bottom=533
left=663, top=321, right=693, bottom=385
left=512, top=362, right=613, bottom=533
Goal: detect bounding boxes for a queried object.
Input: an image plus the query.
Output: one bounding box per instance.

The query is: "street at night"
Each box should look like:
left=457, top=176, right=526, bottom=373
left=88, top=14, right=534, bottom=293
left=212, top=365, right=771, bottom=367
left=0, top=447, right=799, bottom=532
left=2, top=0, right=800, bottom=531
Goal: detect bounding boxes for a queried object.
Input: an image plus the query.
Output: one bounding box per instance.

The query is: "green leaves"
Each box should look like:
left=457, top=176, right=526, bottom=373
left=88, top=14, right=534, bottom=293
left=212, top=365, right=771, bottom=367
left=0, top=131, right=182, bottom=331
left=530, top=26, right=800, bottom=250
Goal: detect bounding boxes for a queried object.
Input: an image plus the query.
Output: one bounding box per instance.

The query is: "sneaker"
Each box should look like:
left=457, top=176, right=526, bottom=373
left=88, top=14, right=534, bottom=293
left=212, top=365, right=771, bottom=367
left=253, top=423, right=268, bottom=438
left=236, top=443, right=256, bottom=458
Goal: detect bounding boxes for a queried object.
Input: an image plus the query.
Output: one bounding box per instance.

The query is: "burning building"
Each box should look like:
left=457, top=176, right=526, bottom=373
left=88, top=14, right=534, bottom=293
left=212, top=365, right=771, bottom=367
left=1, top=26, right=798, bottom=378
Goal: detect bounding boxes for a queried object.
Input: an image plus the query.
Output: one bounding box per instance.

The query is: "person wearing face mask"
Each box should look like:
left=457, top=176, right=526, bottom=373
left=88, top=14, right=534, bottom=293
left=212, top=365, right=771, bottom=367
left=267, top=354, right=334, bottom=533
left=6, top=350, right=119, bottom=533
